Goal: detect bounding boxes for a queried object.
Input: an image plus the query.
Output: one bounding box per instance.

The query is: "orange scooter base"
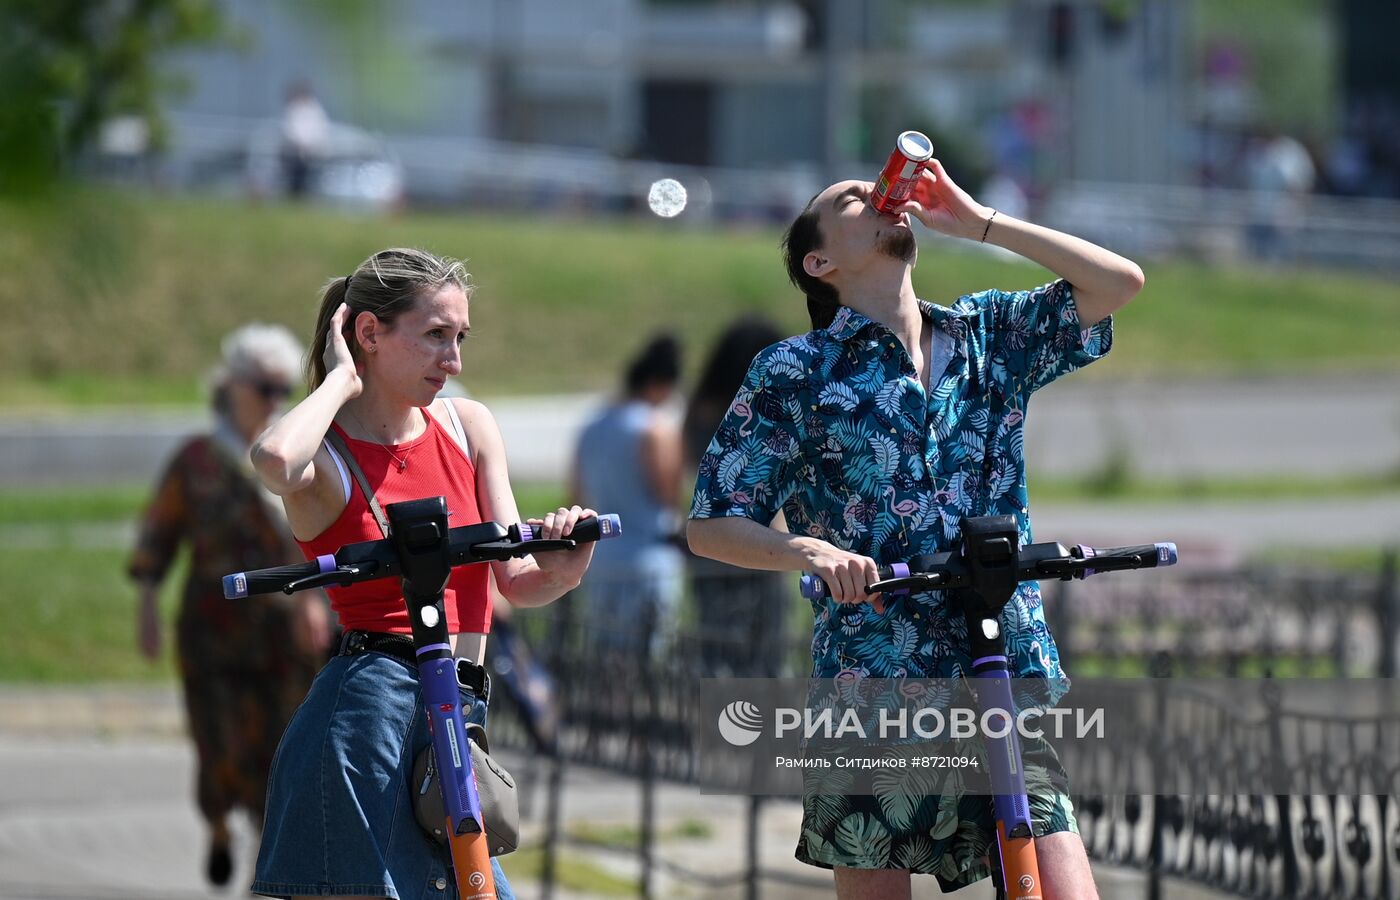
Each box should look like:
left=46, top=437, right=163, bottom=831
left=997, top=823, right=1043, bottom=900
left=447, top=818, right=495, bottom=900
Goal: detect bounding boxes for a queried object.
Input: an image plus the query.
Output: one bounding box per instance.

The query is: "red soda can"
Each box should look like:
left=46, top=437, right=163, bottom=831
left=870, top=131, right=934, bottom=214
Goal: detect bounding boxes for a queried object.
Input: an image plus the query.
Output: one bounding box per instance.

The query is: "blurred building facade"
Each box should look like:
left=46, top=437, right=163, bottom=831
left=130, top=0, right=1400, bottom=268
left=153, top=1, right=1196, bottom=199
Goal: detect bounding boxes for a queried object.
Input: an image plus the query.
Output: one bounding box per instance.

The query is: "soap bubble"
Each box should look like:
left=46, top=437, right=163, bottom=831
left=647, top=178, right=687, bottom=218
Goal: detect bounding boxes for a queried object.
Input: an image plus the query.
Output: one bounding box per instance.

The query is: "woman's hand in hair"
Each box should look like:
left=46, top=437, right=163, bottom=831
left=322, top=303, right=363, bottom=399
left=251, top=301, right=364, bottom=502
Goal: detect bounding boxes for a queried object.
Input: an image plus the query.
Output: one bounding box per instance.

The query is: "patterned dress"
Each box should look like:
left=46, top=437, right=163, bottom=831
left=690, top=280, right=1112, bottom=887
left=129, top=429, right=321, bottom=828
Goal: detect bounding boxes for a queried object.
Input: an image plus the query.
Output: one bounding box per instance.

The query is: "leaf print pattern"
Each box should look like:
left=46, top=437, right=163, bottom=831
left=694, top=280, right=1110, bottom=882
left=890, top=618, right=919, bottom=659
left=693, top=278, right=1111, bottom=679
left=765, top=347, right=807, bottom=379
left=893, top=834, right=938, bottom=871
left=874, top=380, right=905, bottom=419
left=835, top=813, right=892, bottom=867
left=819, top=381, right=860, bottom=411
left=869, top=433, right=899, bottom=479
left=798, top=736, right=1075, bottom=888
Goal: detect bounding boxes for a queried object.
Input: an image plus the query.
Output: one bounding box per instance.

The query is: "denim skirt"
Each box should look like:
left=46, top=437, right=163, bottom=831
left=253, top=652, right=515, bottom=899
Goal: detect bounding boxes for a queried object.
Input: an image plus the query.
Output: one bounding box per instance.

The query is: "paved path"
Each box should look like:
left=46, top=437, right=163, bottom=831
left=4, top=377, right=1397, bottom=555
left=0, top=687, right=1232, bottom=900
left=1031, top=495, right=1400, bottom=556
left=3, top=376, right=1398, bottom=486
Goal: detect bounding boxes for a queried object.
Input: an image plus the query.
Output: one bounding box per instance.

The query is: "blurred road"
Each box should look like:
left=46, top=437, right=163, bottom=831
left=3, top=376, right=1396, bottom=555
left=1030, top=496, right=1400, bottom=558
left=0, top=687, right=1232, bottom=900
left=2, top=376, right=1398, bottom=487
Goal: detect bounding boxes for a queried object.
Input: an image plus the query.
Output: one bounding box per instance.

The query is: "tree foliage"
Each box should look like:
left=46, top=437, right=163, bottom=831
left=0, top=0, right=226, bottom=192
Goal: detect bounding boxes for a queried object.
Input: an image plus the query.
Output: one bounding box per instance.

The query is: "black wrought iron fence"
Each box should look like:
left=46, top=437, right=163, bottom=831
left=487, top=552, right=1398, bottom=899
left=1070, top=676, right=1400, bottom=900
left=1043, top=556, right=1397, bottom=678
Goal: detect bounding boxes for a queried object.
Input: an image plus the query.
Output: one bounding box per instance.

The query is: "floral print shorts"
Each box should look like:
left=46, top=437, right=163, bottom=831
left=795, top=734, right=1078, bottom=892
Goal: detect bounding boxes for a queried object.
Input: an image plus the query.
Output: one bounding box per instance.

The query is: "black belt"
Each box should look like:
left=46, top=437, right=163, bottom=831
left=337, top=630, right=489, bottom=699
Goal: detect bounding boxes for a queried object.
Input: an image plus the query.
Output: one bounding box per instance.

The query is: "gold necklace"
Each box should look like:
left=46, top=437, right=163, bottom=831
left=347, top=407, right=415, bottom=472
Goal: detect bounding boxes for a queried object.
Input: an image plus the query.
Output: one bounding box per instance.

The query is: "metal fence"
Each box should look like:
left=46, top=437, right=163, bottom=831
left=1070, top=684, right=1400, bottom=900
left=487, top=553, right=1399, bottom=899
left=1043, top=558, right=1399, bottom=679
left=1041, top=182, right=1400, bottom=274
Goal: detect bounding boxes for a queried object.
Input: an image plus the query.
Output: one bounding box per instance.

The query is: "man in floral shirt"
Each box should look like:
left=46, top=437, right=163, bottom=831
left=688, top=158, right=1143, bottom=899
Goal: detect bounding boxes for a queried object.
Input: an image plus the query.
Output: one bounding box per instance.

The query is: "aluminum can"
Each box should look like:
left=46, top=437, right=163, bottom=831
left=870, top=131, right=934, bottom=213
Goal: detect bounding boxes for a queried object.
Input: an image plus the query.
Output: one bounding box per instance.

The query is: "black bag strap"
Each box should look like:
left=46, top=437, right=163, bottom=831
left=324, top=428, right=391, bottom=538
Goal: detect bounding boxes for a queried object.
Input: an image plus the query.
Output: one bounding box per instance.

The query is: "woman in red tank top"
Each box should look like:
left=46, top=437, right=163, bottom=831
left=245, top=248, right=595, bottom=900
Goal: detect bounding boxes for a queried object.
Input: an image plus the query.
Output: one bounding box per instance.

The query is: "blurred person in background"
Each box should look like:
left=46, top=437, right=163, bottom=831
left=129, top=323, right=330, bottom=887
left=249, top=248, right=596, bottom=900
left=440, top=378, right=560, bottom=755
left=280, top=80, right=328, bottom=199
left=572, top=333, right=684, bottom=656
left=1244, top=127, right=1316, bottom=262
left=683, top=317, right=791, bottom=676
left=689, top=158, right=1143, bottom=899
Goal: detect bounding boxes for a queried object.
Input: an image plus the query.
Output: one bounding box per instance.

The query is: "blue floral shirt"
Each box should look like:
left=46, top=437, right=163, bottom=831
left=689, top=279, right=1113, bottom=687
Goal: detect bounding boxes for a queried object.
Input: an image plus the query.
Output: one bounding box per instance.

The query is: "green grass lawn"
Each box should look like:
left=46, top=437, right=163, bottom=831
left=567, top=817, right=714, bottom=850
left=497, top=845, right=637, bottom=896
left=0, top=485, right=151, bottom=526
left=0, top=481, right=570, bottom=682
left=0, top=544, right=183, bottom=682
left=2, top=190, right=1398, bottom=408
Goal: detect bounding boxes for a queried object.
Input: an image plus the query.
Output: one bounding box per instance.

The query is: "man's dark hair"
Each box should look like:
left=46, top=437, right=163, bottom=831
left=782, top=198, right=841, bottom=329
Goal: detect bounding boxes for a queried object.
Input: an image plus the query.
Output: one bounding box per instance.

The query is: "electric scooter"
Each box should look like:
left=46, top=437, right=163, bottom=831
left=225, top=498, right=620, bottom=899
left=801, top=514, right=1177, bottom=900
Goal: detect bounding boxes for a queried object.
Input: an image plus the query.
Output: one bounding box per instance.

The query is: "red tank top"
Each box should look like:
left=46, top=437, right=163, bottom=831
left=297, top=409, right=492, bottom=634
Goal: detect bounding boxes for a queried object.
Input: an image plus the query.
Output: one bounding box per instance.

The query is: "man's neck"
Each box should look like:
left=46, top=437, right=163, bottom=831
left=839, top=265, right=923, bottom=356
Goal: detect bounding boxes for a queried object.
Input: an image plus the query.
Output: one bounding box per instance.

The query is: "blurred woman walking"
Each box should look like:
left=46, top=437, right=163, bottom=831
left=129, top=323, right=330, bottom=887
